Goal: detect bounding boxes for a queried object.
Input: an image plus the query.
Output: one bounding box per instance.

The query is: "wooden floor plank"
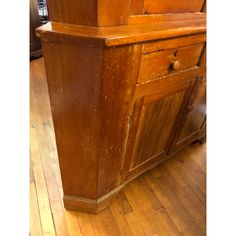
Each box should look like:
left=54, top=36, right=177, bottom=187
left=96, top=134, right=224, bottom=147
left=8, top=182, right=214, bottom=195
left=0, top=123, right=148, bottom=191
left=30, top=58, right=206, bottom=236
left=96, top=208, right=122, bottom=236
left=31, top=59, right=69, bottom=236
left=30, top=109, right=56, bottom=236
left=64, top=210, right=83, bottom=236
left=124, top=212, right=147, bottom=236
left=124, top=183, right=164, bottom=236
left=152, top=167, right=204, bottom=235
left=76, top=212, right=96, bottom=236
left=131, top=177, right=181, bottom=236
left=89, top=214, right=108, bottom=236
left=171, top=156, right=206, bottom=205
left=158, top=165, right=206, bottom=232
left=30, top=180, right=43, bottom=236
left=31, top=152, right=56, bottom=236
left=109, top=197, right=134, bottom=236
left=188, top=143, right=206, bottom=173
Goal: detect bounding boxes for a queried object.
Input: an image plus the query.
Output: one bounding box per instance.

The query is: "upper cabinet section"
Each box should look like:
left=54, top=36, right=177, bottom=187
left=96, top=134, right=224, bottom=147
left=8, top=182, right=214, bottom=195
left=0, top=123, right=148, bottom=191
left=143, top=0, right=205, bottom=14
left=130, top=0, right=206, bottom=15
left=129, top=0, right=206, bottom=25
left=47, top=0, right=206, bottom=27
left=47, top=0, right=129, bottom=26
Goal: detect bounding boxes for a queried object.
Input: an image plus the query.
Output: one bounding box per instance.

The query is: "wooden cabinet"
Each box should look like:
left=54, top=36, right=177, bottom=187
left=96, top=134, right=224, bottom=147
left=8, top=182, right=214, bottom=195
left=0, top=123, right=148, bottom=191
left=37, top=0, right=206, bottom=213
left=170, top=74, right=206, bottom=154
left=143, top=0, right=205, bottom=14
left=138, top=34, right=205, bottom=83
left=123, top=72, right=196, bottom=180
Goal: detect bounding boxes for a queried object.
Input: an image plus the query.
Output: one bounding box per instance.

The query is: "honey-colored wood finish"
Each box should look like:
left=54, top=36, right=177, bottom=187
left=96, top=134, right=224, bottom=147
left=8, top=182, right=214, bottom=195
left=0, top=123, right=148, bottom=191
left=170, top=74, right=206, bottom=154
left=128, top=13, right=206, bottom=25
left=130, top=0, right=206, bottom=14
left=36, top=20, right=206, bottom=47
left=41, top=40, right=141, bottom=211
left=144, top=0, right=205, bottom=14
left=46, top=0, right=206, bottom=26
left=30, top=58, right=206, bottom=235
left=129, top=0, right=206, bottom=24
left=47, top=0, right=129, bottom=26
left=138, top=41, right=204, bottom=83
left=37, top=0, right=206, bottom=213
left=122, top=70, right=198, bottom=180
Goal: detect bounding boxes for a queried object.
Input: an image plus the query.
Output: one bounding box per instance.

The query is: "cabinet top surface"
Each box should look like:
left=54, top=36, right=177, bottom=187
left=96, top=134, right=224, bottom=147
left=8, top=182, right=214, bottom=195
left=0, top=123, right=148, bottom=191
left=37, top=19, right=206, bottom=47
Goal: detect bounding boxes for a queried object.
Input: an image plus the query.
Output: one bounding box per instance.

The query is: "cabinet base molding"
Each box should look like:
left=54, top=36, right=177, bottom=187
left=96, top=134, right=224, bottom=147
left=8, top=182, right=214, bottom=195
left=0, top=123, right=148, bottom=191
left=63, top=184, right=125, bottom=214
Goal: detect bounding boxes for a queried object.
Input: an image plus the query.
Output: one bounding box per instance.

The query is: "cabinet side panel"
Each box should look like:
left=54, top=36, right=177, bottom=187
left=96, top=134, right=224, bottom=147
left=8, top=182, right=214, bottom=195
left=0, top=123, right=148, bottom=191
left=42, top=42, right=103, bottom=199
left=98, top=45, right=141, bottom=196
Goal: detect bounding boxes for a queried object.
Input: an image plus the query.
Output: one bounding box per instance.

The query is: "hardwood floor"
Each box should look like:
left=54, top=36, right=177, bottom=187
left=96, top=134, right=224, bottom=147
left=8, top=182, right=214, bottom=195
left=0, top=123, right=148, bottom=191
left=30, top=58, right=206, bottom=236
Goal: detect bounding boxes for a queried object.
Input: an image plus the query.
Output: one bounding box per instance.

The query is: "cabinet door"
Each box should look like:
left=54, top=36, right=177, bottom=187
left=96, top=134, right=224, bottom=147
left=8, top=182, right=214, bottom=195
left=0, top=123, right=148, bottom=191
left=170, top=74, right=206, bottom=153
left=122, top=74, right=195, bottom=180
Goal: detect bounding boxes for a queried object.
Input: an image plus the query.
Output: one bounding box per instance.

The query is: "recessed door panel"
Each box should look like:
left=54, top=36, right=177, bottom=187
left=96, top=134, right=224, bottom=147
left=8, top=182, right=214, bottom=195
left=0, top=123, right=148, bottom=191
left=170, top=75, right=206, bottom=154
left=131, top=90, right=186, bottom=168
left=177, top=76, right=206, bottom=143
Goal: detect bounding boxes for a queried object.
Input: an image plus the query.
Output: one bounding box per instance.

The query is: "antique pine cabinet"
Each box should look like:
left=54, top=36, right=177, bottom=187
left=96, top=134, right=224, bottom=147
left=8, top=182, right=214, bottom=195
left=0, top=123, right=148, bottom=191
left=36, top=0, right=206, bottom=213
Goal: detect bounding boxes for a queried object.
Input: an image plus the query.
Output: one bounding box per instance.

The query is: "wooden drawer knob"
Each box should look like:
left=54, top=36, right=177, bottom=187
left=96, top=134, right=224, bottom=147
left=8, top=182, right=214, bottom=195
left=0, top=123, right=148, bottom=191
left=171, top=61, right=181, bottom=71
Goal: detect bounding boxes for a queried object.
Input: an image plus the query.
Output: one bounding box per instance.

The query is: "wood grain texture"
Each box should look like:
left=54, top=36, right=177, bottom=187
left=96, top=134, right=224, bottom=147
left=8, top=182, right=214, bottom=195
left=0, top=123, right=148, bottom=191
left=128, top=13, right=206, bottom=25
left=97, top=0, right=129, bottom=26
left=47, top=0, right=98, bottom=26
left=142, top=34, right=206, bottom=54
left=128, top=0, right=206, bottom=26
left=138, top=43, right=204, bottom=83
left=122, top=69, right=196, bottom=180
left=30, top=57, right=206, bottom=236
left=129, top=0, right=145, bottom=15
left=131, top=90, right=186, bottom=167
left=98, top=45, right=141, bottom=196
left=36, top=0, right=206, bottom=214
left=169, top=74, right=206, bottom=154
left=47, top=0, right=129, bottom=26
left=42, top=42, right=102, bottom=199
left=46, top=0, right=206, bottom=26
left=129, top=0, right=206, bottom=15
left=177, top=77, right=206, bottom=142
left=36, top=20, right=206, bottom=47
left=41, top=37, right=141, bottom=212
left=144, top=0, right=205, bottom=14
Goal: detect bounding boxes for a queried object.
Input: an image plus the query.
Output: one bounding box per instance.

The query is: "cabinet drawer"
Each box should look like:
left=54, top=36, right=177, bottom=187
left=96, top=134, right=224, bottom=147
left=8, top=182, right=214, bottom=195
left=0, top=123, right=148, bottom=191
left=138, top=39, right=205, bottom=83
left=137, top=34, right=206, bottom=83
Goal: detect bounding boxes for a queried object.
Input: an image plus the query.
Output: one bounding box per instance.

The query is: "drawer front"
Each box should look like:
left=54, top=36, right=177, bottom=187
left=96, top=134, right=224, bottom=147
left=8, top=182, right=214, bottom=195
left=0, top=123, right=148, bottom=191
left=138, top=42, right=205, bottom=83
